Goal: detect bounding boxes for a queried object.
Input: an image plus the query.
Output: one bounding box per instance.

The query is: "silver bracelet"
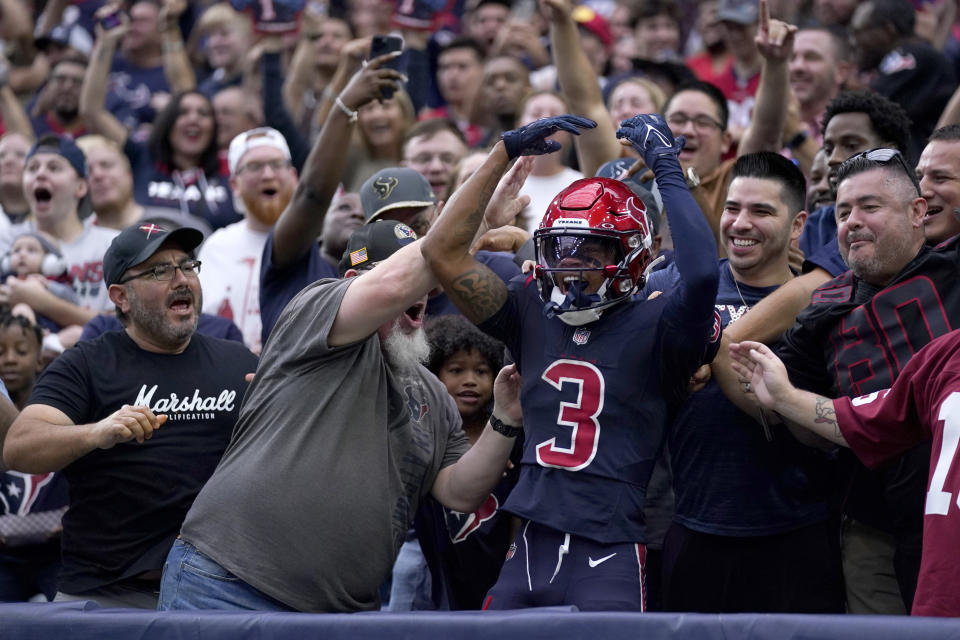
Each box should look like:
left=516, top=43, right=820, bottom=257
left=334, top=96, right=358, bottom=123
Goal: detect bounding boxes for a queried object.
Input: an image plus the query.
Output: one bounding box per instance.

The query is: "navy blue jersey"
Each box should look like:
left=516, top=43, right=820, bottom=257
left=415, top=438, right=522, bottom=610
left=670, top=261, right=831, bottom=536
left=258, top=232, right=338, bottom=346
left=478, top=171, right=720, bottom=544
left=798, top=204, right=836, bottom=261
left=805, top=237, right=847, bottom=278
left=125, top=139, right=241, bottom=232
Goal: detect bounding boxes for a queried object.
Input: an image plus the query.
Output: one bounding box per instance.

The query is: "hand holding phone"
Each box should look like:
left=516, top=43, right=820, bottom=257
left=99, top=10, right=124, bottom=30
left=369, top=35, right=406, bottom=100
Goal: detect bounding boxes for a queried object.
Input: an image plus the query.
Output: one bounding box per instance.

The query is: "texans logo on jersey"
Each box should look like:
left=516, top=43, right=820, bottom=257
left=0, top=472, right=54, bottom=516
left=446, top=494, right=499, bottom=543
left=404, top=385, right=429, bottom=423
left=710, top=309, right=722, bottom=343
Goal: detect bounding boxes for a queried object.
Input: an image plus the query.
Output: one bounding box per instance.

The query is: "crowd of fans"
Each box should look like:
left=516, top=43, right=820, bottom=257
left=1, top=0, right=960, bottom=620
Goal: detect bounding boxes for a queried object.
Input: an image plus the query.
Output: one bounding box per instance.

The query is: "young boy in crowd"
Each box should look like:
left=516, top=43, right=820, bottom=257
left=0, top=311, right=69, bottom=602
left=411, top=315, right=520, bottom=610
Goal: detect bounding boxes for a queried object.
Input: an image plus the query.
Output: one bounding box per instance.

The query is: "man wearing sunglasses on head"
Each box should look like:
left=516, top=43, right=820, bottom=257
left=2, top=223, right=257, bottom=609
left=722, top=148, right=959, bottom=614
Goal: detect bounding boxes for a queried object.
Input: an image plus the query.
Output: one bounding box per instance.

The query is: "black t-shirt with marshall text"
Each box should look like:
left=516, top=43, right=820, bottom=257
left=28, top=330, right=257, bottom=593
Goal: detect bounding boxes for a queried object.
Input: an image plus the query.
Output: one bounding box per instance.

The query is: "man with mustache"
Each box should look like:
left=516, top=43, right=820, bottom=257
left=2, top=223, right=257, bottom=609
left=199, top=127, right=296, bottom=354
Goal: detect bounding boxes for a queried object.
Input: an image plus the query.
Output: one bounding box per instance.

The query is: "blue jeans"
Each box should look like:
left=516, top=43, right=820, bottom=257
left=158, top=538, right=294, bottom=611
left=387, top=538, right=434, bottom=611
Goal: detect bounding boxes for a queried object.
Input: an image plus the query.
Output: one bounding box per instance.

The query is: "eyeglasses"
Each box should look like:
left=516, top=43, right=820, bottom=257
left=408, top=152, right=459, bottom=167
left=51, top=74, right=84, bottom=86
left=666, top=112, right=724, bottom=132
left=844, top=148, right=921, bottom=196
left=119, top=259, right=201, bottom=283
left=237, top=159, right=290, bottom=175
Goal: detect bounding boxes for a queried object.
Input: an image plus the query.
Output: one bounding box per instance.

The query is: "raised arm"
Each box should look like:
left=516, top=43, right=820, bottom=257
left=432, top=363, right=523, bottom=512
left=159, top=0, right=195, bottom=94
left=0, top=60, right=32, bottom=139
left=739, top=0, right=797, bottom=156
left=422, top=115, right=595, bottom=323
left=542, top=0, right=621, bottom=176
left=313, top=37, right=371, bottom=136
left=260, top=38, right=311, bottom=171
left=269, top=50, right=403, bottom=269
left=4, top=404, right=166, bottom=473
left=729, top=340, right=848, bottom=447
left=617, top=115, right=718, bottom=301
left=79, top=5, right=131, bottom=146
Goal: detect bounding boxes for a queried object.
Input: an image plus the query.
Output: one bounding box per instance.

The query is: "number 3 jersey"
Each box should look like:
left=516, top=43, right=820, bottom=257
left=479, top=273, right=720, bottom=544
left=832, top=328, right=960, bottom=617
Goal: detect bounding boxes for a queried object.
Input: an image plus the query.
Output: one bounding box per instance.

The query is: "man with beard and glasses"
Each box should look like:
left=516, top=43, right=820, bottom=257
left=161, top=219, right=522, bottom=613
left=1, top=223, right=257, bottom=609
left=199, top=128, right=296, bottom=354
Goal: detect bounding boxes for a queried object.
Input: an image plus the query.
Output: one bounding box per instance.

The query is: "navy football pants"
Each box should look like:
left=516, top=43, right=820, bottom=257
left=483, top=520, right=646, bottom=611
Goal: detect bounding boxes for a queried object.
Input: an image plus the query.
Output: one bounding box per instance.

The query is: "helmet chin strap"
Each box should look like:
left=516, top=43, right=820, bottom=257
left=545, top=279, right=618, bottom=326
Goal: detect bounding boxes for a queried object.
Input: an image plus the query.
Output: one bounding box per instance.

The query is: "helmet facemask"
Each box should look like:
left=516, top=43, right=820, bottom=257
left=533, top=178, right=655, bottom=325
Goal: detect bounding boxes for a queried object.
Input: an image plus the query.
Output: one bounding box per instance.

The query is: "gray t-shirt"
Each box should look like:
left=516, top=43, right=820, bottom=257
left=180, top=278, right=468, bottom=612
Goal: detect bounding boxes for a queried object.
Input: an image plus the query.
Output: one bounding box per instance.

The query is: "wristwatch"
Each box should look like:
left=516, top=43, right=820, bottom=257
left=489, top=414, right=522, bottom=438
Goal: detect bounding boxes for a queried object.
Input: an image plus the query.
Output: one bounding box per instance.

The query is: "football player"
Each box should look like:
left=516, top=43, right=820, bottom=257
left=421, top=113, right=721, bottom=610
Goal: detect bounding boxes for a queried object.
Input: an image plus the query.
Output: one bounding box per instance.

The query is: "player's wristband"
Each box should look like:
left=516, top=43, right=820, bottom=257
left=489, top=414, right=522, bottom=438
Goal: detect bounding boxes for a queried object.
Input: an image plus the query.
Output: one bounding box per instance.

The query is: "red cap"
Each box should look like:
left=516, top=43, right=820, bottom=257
left=572, top=6, right=613, bottom=50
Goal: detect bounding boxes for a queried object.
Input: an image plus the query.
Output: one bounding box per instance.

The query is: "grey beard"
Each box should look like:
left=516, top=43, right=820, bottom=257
left=382, top=318, right=430, bottom=374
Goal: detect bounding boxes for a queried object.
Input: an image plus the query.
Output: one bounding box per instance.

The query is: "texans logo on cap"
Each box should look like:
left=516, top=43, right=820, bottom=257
left=373, top=176, right=399, bottom=200
left=394, top=224, right=416, bottom=240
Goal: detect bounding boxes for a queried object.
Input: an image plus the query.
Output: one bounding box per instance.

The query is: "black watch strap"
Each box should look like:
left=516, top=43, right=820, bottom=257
left=489, top=414, right=522, bottom=438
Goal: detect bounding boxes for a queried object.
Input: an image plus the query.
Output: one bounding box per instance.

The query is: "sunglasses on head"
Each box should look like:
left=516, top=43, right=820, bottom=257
left=844, top=148, right=921, bottom=196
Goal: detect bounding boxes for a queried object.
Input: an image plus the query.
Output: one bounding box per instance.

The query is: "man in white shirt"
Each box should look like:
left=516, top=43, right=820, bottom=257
left=199, top=128, right=296, bottom=353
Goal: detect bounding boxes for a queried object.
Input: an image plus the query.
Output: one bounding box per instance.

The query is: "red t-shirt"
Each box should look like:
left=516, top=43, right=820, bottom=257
left=834, top=328, right=960, bottom=617
left=710, top=66, right=761, bottom=134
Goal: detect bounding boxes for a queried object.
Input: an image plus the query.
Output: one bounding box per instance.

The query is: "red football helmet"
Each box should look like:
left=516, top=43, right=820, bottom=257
left=533, top=178, right=655, bottom=324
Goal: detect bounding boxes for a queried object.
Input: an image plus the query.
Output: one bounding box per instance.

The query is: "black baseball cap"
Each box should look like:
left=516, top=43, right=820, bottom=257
left=27, top=134, right=87, bottom=179
left=338, top=220, right=418, bottom=275
left=104, top=223, right=205, bottom=286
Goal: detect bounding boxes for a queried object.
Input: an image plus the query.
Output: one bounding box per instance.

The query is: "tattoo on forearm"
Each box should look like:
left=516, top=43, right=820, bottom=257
left=453, top=173, right=500, bottom=247
left=814, top=396, right=840, bottom=438
left=451, top=267, right=507, bottom=321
